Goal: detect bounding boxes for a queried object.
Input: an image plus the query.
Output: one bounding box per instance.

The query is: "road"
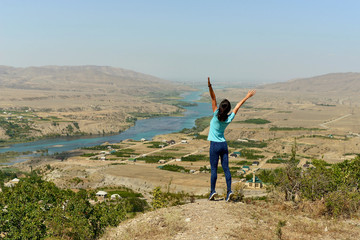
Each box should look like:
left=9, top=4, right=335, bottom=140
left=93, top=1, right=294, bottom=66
left=319, top=113, right=352, bottom=129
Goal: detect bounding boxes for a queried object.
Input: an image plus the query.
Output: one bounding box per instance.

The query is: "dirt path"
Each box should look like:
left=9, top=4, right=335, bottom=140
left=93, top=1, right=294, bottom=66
left=140, top=142, right=182, bottom=157
left=319, top=113, right=352, bottom=129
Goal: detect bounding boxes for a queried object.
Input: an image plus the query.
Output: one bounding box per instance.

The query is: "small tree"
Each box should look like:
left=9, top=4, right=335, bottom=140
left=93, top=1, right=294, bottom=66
left=151, top=187, right=167, bottom=209
left=275, top=138, right=301, bottom=201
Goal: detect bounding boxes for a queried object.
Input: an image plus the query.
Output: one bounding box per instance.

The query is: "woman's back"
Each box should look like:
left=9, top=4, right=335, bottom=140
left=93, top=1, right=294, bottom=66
left=207, top=109, right=235, bottom=142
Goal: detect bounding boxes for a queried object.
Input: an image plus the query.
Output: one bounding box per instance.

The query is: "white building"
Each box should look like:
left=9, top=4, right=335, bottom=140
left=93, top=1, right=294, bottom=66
left=96, top=191, right=108, bottom=197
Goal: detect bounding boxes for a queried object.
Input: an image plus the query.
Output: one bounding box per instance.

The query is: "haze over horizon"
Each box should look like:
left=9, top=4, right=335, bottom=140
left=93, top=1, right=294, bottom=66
left=1, top=1, right=360, bottom=83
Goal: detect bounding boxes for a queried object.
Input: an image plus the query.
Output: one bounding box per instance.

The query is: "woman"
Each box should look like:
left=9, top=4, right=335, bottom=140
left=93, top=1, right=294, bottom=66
left=207, top=77, right=256, bottom=201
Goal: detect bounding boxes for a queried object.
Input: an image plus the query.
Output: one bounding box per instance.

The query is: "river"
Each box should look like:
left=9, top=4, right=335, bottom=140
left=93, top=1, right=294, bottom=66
left=1, top=90, right=212, bottom=165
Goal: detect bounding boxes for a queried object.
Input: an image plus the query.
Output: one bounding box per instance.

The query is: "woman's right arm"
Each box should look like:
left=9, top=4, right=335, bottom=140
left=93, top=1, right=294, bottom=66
left=233, top=89, right=256, bottom=115
left=208, top=77, right=217, bottom=112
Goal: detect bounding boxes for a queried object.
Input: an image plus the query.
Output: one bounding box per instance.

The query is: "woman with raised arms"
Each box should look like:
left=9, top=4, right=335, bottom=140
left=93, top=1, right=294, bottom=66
left=207, top=77, right=256, bottom=201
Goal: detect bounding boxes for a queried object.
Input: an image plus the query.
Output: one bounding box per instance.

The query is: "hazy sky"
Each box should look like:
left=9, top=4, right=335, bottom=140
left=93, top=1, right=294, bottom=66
left=1, top=0, right=360, bottom=83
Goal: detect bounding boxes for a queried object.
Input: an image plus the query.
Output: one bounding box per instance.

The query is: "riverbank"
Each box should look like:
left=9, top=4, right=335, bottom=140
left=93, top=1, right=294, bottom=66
left=0, top=90, right=212, bottom=164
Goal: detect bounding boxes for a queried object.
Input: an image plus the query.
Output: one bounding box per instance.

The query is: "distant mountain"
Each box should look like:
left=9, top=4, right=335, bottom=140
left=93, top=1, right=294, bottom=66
left=260, top=73, right=360, bottom=93
left=0, top=65, right=186, bottom=94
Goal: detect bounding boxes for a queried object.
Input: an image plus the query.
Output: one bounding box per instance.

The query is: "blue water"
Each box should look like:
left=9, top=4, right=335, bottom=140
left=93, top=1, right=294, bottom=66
left=1, top=90, right=212, bottom=164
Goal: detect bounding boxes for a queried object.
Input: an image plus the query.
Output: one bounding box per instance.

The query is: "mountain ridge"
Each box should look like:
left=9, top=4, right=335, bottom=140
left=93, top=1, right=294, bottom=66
left=260, top=72, right=360, bottom=93
left=0, top=65, right=182, bottom=93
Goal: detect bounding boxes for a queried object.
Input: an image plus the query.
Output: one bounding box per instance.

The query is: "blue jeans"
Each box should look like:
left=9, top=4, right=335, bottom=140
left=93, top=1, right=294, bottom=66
left=209, top=141, right=232, bottom=193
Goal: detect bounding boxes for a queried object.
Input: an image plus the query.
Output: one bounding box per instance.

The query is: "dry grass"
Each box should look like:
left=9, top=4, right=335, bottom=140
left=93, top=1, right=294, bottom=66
left=102, top=209, right=186, bottom=240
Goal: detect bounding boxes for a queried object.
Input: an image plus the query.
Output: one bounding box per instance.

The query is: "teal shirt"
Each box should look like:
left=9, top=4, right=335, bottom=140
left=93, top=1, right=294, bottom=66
left=207, top=109, right=235, bottom=142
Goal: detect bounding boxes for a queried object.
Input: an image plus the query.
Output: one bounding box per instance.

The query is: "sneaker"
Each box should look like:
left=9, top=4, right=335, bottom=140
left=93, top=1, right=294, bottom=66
left=208, top=191, right=217, bottom=201
left=226, top=191, right=234, bottom=202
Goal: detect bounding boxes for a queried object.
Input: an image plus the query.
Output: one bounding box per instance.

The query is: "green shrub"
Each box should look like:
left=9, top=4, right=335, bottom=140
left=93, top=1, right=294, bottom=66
left=324, top=189, right=360, bottom=218
left=151, top=186, right=189, bottom=209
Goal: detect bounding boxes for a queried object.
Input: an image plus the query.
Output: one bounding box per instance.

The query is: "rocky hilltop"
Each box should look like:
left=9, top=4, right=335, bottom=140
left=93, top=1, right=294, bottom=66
left=260, top=72, right=360, bottom=93
left=101, top=199, right=360, bottom=240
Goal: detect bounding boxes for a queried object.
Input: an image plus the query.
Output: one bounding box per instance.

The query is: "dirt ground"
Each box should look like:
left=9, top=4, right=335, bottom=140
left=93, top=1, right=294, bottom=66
left=100, top=199, right=360, bottom=240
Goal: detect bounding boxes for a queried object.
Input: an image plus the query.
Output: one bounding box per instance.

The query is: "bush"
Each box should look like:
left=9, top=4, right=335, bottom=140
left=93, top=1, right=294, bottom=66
left=151, top=186, right=189, bottom=209
left=324, top=189, right=360, bottom=218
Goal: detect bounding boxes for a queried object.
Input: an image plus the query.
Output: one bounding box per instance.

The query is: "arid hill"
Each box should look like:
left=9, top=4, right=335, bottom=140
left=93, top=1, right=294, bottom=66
left=260, top=73, right=360, bottom=93
left=0, top=65, right=191, bottom=140
left=0, top=65, right=184, bottom=94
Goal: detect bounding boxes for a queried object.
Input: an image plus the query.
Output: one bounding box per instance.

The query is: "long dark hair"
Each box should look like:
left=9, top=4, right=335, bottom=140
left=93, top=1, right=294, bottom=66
left=217, top=99, right=231, bottom=121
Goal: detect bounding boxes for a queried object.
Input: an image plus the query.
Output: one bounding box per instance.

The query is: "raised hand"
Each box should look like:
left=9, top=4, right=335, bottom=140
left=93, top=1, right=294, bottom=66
left=208, top=77, right=211, bottom=87
left=246, top=89, right=256, bottom=99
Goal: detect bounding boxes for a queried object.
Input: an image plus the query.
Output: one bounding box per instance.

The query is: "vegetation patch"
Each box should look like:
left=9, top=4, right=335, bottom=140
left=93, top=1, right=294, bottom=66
left=160, top=164, right=190, bottom=173
left=180, top=116, right=212, bottom=134
left=82, top=144, right=121, bottom=150
left=181, top=154, right=208, bottom=162
left=236, top=118, right=271, bottom=124
left=266, top=158, right=288, bottom=164
left=228, top=140, right=267, bottom=148
left=239, top=149, right=265, bottom=160
left=266, top=153, right=291, bottom=164
left=0, top=173, right=147, bottom=239
left=270, top=126, right=324, bottom=131
left=194, top=134, right=208, bottom=140
left=80, top=153, right=98, bottom=157
left=145, top=141, right=168, bottom=148
left=151, top=186, right=190, bottom=209
left=236, top=160, right=255, bottom=166
left=0, top=117, right=36, bottom=140
left=111, top=149, right=136, bottom=157
left=0, top=151, right=32, bottom=163
left=137, top=155, right=173, bottom=163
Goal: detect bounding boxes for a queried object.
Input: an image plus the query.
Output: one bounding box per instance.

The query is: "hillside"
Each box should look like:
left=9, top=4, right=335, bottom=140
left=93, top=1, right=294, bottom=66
left=101, top=200, right=360, bottom=240
left=0, top=65, right=191, bottom=141
left=260, top=73, right=360, bottom=93
left=0, top=65, right=183, bottom=94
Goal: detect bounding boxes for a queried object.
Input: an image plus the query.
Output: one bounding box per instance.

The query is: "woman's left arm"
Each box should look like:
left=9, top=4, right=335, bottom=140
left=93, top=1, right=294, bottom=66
left=233, top=90, right=256, bottom=115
